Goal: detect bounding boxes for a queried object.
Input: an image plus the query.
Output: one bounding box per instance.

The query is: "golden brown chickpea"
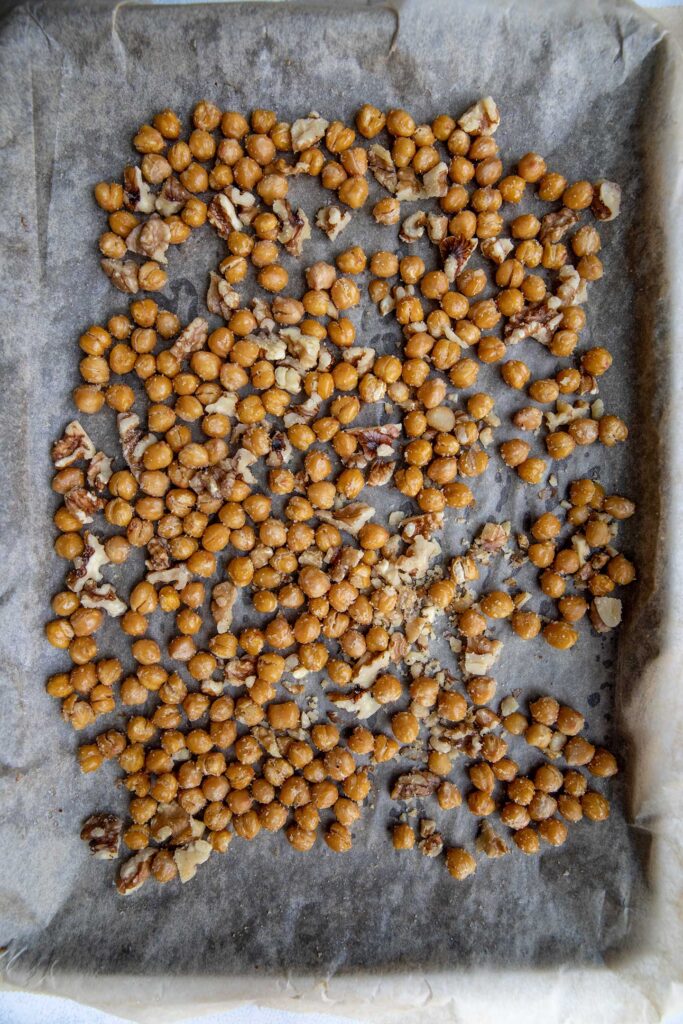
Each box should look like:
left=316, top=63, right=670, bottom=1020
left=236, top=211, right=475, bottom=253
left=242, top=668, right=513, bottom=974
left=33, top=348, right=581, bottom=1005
left=542, top=620, right=578, bottom=650
left=355, top=104, right=385, bottom=138
left=563, top=180, right=594, bottom=210
left=538, top=171, right=567, bottom=201
left=386, top=107, right=416, bottom=137
left=392, top=823, right=416, bottom=850
left=517, top=152, right=547, bottom=183
left=445, top=847, right=476, bottom=880
left=479, top=591, right=514, bottom=619
left=466, top=790, right=495, bottom=817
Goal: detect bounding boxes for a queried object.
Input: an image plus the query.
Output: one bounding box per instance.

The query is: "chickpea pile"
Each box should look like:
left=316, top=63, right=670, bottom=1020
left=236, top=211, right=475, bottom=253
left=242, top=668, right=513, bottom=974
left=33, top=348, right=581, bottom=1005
left=49, top=97, right=631, bottom=890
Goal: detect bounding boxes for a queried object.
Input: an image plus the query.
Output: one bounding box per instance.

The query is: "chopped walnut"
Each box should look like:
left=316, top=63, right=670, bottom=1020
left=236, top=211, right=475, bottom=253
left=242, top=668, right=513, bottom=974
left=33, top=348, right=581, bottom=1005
left=368, top=144, right=398, bottom=193
left=64, top=487, right=105, bottom=525
left=206, top=271, right=240, bottom=318
left=426, top=212, right=448, bottom=244
left=80, top=813, right=122, bottom=860
left=462, top=636, right=503, bottom=676
left=391, top=770, right=441, bottom=800
left=116, top=848, right=154, bottom=895
left=266, top=431, right=293, bottom=468
left=155, top=175, right=191, bottom=216
left=318, top=502, right=375, bottom=537
left=366, top=460, right=395, bottom=487
left=211, top=581, right=237, bottom=634
left=123, top=165, right=156, bottom=213
left=207, top=193, right=242, bottom=238
left=476, top=821, right=508, bottom=858
left=504, top=301, right=563, bottom=346
left=224, top=656, right=257, bottom=687
left=399, top=211, right=427, bottom=243
left=80, top=582, right=126, bottom=617
left=420, top=162, right=448, bottom=199
left=169, top=317, right=209, bottom=361
left=87, top=451, right=113, bottom=492
left=273, top=199, right=311, bottom=256
left=591, top=596, right=622, bottom=631
left=52, top=421, right=96, bottom=467
left=291, top=112, right=329, bottom=152
left=395, top=167, right=423, bottom=201
left=315, top=205, right=351, bottom=241
left=555, top=265, right=588, bottom=307
left=283, top=392, right=323, bottom=426
left=281, top=326, right=320, bottom=371
left=174, top=839, right=213, bottom=883
left=418, top=819, right=444, bottom=857
left=150, top=801, right=193, bottom=845
left=205, top=393, right=237, bottom=418
left=347, top=423, right=401, bottom=465
left=591, top=179, right=621, bottom=221
left=117, top=412, right=155, bottom=479
left=328, top=688, right=381, bottom=720
left=101, top=258, right=139, bottom=294
left=146, top=564, right=192, bottom=590
left=397, top=535, right=441, bottom=581
left=440, top=235, right=478, bottom=282
left=481, top=237, right=514, bottom=264
left=67, top=531, right=110, bottom=592
left=457, top=96, right=500, bottom=135
left=539, top=208, right=579, bottom=244
left=126, top=213, right=171, bottom=263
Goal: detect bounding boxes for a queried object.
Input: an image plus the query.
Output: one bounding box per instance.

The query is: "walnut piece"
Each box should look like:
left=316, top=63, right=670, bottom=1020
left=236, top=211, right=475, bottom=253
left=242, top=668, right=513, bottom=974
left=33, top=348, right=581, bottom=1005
left=591, top=179, right=621, bottom=221
left=291, top=112, right=329, bottom=152
left=117, top=412, right=156, bottom=479
left=539, top=208, right=579, bottom=244
left=64, top=487, right=105, bottom=525
left=123, top=165, right=156, bottom=213
left=116, top=849, right=154, bottom=895
left=504, top=301, right=563, bottom=346
left=399, top=211, right=426, bottom=243
left=368, top=144, right=398, bottom=193
left=476, top=820, right=508, bottom=858
left=52, top=421, right=96, bottom=467
left=315, top=205, right=351, bottom=241
left=101, top=258, right=139, bottom=294
left=211, top=581, right=237, bottom=634
left=440, top=235, right=478, bottom=282
left=273, top=199, right=311, bottom=256
left=366, top=460, right=395, bottom=487
left=391, top=770, right=441, bottom=800
left=87, top=451, right=113, bottom=492
left=481, top=237, right=514, bottom=264
left=169, top=317, right=209, bottom=361
left=174, top=839, right=213, bottom=883
left=81, top=813, right=122, bottom=860
left=80, top=582, right=126, bottom=617
left=126, top=213, right=171, bottom=263
left=150, top=801, right=192, bottom=845
left=457, top=96, right=500, bottom=136
left=420, top=162, right=448, bottom=199
left=318, top=502, right=375, bottom=537
left=207, top=193, right=242, bottom=238
left=426, top=212, right=448, bottom=243
left=67, top=531, right=110, bottom=592
left=146, top=564, right=192, bottom=590
left=155, top=175, right=191, bottom=216
left=206, top=271, right=240, bottom=318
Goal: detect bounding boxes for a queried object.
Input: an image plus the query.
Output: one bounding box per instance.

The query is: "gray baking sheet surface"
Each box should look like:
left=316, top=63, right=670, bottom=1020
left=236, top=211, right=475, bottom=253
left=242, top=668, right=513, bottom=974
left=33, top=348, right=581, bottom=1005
left=0, top=0, right=681, bottom=1019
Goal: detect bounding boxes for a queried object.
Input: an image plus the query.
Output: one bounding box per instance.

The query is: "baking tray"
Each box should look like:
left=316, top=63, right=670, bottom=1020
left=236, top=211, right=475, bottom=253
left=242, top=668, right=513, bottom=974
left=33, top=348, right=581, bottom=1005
left=0, top=0, right=681, bottom=1020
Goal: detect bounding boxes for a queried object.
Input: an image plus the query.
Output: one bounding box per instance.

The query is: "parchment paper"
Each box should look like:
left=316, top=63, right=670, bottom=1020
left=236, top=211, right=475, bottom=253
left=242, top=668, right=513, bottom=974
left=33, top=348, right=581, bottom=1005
left=0, top=0, right=681, bottom=1020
